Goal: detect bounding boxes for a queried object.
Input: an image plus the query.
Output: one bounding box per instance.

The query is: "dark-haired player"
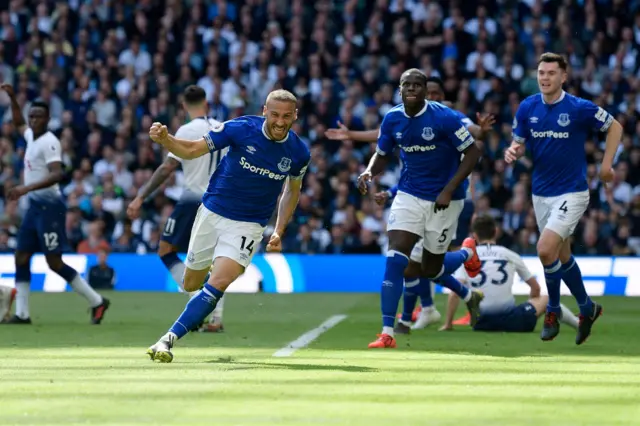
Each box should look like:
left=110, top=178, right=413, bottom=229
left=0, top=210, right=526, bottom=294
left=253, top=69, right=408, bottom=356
left=441, top=215, right=579, bottom=333
left=127, top=85, right=229, bottom=332
left=357, top=69, right=484, bottom=348
left=505, top=53, right=622, bottom=344
left=1, top=83, right=110, bottom=324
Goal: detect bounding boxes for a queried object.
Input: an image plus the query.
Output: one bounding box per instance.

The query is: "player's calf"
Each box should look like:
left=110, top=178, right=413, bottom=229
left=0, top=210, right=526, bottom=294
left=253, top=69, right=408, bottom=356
left=158, top=241, right=187, bottom=289
left=149, top=257, right=243, bottom=362
left=11, top=252, right=32, bottom=322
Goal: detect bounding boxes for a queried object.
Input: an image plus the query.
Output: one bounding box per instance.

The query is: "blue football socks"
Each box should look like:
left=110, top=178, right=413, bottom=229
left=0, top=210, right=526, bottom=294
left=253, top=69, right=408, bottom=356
left=381, top=251, right=409, bottom=328
left=561, top=256, right=594, bottom=316
left=544, top=259, right=563, bottom=314
left=169, top=283, right=224, bottom=339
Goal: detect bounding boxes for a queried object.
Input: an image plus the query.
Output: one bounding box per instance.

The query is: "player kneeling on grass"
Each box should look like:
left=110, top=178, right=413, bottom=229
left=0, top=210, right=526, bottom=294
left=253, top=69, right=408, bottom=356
left=440, top=215, right=579, bottom=333
left=145, top=90, right=310, bottom=363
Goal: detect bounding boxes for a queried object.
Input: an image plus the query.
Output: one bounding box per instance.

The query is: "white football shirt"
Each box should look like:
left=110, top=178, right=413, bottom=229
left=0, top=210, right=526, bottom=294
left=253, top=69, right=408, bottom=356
left=169, top=117, right=229, bottom=200
left=455, top=244, right=534, bottom=314
left=23, top=128, right=63, bottom=201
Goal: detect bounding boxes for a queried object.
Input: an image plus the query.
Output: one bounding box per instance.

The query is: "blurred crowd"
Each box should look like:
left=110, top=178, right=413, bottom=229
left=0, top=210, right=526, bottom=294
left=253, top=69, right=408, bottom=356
left=1, top=0, right=640, bottom=257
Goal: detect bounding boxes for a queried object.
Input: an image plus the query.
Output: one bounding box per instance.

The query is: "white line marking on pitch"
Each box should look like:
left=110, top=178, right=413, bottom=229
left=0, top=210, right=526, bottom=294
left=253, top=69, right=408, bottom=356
left=272, top=314, right=348, bottom=357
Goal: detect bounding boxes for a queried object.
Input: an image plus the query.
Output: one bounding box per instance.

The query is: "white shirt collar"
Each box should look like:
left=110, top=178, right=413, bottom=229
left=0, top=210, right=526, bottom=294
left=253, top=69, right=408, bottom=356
left=262, top=120, right=289, bottom=143
left=403, top=100, right=428, bottom=118
left=541, top=90, right=566, bottom=105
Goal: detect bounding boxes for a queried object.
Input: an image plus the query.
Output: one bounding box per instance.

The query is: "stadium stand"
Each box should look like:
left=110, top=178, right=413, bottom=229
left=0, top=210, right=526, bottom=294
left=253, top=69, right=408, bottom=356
left=0, top=0, right=639, bottom=256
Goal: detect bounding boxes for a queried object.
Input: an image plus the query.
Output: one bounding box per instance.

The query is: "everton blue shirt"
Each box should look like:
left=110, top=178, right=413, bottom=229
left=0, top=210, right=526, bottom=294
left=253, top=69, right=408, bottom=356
left=512, top=91, right=613, bottom=197
left=202, top=116, right=311, bottom=226
left=377, top=101, right=475, bottom=202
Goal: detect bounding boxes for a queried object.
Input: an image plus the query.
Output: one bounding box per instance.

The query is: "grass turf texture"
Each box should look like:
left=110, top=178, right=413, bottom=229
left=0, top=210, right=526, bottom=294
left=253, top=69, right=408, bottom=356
left=1, top=293, right=638, bottom=425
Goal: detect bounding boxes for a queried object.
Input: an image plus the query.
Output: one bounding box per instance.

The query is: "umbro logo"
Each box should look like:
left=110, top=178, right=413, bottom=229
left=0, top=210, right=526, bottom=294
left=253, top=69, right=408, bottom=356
left=530, top=117, right=539, bottom=123
left=395, top=132, right=403, bottom=139
left=246, top=146, right=256, bottom=154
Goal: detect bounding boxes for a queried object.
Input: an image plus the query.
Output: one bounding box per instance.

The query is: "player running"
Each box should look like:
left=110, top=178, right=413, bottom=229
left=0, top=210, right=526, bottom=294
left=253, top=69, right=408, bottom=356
left=146, top=89, right=310, bottom=362
left=328, top=77, right=494, bottom=332
left=0, top=83, right=110, bottom=324
left=440, top=215, right=579, bottom=332
left=357, top=69, right=484, bottom=349
left=127, top=85, right=228, bottom=333
left=505, top=53, right=623, bottom=344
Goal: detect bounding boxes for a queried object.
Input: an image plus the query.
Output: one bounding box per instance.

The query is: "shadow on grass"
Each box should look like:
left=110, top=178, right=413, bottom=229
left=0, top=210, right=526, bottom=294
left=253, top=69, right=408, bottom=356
left=205, top=356, right=378, bottom=372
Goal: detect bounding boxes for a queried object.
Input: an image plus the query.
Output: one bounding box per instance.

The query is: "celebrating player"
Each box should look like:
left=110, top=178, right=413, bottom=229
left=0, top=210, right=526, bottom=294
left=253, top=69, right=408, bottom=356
left=127, top=86, right=228, bottom=332
left=146, top=89, right=310, bottom=362
left=505, top=53, right=623, bottom=344
left=1, top=84, right=110, bottom=324
left=357, top=69, right=484, bottom=349
left=332, top=77, right=494, bottom=333
left=440, top=215, right=579, bottom=333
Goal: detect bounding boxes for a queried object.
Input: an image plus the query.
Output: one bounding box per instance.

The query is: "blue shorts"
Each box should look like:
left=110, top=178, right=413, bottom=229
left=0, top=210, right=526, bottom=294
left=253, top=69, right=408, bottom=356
left=161, top=200, right=200, bottom=252
left=473, top=303, right=538, bottom=333
left=17, top=199, right=69, bottom=254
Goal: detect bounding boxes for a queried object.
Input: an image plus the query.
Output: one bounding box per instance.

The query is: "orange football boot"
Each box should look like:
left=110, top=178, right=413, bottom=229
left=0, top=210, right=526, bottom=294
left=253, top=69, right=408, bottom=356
left=368, top=333, right=397, bottom=348
left=462, top=238, right=482, bottom=278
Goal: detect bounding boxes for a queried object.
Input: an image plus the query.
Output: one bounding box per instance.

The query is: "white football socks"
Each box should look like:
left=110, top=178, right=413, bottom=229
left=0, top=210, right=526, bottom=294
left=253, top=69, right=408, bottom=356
left=560, top=303, right=579, bottom=329
left=15, top=281, right=30, bottom=319
left=70, top=275, right=103, bottom=307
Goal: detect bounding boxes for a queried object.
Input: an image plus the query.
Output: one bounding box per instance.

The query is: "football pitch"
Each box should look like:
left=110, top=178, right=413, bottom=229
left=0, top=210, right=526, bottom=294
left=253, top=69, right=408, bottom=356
left=0, top=293, right=638, bottom=426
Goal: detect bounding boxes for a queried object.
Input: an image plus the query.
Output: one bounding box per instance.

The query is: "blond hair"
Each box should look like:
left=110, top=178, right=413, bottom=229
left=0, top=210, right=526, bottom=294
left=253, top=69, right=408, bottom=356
left=266, top=89, right=297, bottom=105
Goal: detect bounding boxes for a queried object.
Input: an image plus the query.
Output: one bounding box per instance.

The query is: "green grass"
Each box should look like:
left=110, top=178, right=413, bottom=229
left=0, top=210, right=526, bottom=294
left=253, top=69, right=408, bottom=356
left=1, top=293, right=639, bottom=425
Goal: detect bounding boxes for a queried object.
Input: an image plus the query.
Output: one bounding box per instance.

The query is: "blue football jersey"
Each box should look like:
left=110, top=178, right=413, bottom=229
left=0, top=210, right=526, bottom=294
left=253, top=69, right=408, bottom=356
left=512, top=91, right=614, bottom=197
left=202, top=116, right=311, bottom=226
left=377, top=101, right=475, bottom=202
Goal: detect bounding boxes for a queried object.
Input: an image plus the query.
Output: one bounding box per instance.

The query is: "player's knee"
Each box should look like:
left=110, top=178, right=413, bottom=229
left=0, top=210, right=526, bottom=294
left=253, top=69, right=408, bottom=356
left=14, top=251, right=31, bottom=268
left=46, top=256, right=78, bottom=282
left=422, top=265, right=441, bottom=280
left=536, top=240, right=558, bottom=264
left=404, top=261, right=421, bottom=279
left=157, top=241, right=175, bottom=258
left=183, top=267, right=209, bottom=292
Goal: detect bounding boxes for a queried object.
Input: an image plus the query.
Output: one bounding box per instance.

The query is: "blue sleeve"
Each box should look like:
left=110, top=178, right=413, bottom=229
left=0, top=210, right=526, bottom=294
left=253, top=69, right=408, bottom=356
left=290, top=149, right=311, bottom=181
left=579, top=100, right=614, bottom=133
left=512, top=102, right=529, bottom=144
left=376, top=113, right=397, bottom=156
left=202, top=120, right=235, bottom=152
left=453, top=110, right=473, bottom=129
left=442, top=109, right=475, bottom=152
left=388, top=185, right=398, bottom=198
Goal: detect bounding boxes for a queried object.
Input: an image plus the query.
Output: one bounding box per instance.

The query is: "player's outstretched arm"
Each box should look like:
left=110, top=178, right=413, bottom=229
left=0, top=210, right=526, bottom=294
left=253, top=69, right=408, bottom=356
left=325, top=121, right=380, bottom=143
left=600, top=119, right=623, bottom=183
left=149, top=123, right=210, bottom=159
left=8, top=161, right=64, bottom=201
left=1, top=84, right=27, bottom=135
left=128, top=157, right=180, bottom=219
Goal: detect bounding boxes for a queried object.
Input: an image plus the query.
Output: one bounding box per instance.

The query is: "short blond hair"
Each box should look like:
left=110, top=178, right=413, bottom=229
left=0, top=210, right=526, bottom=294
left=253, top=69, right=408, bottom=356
left=266, top=89, right=297, bottom=105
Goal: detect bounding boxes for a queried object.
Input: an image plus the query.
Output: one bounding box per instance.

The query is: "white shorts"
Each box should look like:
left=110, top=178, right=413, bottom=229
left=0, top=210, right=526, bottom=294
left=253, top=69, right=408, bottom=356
left=387, top=191, right=465, bottom=255
left=532, top=190, right=589, bottom=240
left=185, top=205, right=266, bottom=270
left=410, top=239, right=423, bottom=263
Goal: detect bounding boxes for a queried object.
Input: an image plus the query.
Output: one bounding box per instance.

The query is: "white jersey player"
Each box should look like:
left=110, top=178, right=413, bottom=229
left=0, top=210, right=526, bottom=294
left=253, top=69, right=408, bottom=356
left=441, top=215, right=579, bottom=333
left=1, top=84, right=109, bottom=325
left=127, top=85, right=228, bottom=332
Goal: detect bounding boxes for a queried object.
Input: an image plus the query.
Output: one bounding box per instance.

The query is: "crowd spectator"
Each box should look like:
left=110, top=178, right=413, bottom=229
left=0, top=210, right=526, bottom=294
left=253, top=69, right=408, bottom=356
left=0, top=0, right=639, bottom=257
